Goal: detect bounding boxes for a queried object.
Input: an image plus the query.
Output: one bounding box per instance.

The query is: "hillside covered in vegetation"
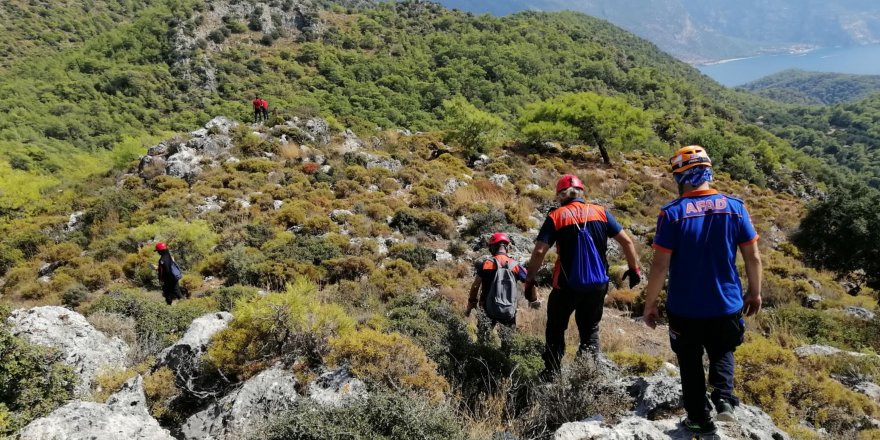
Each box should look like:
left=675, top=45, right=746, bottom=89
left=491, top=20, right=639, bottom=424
left=1, top=0, right=880, bottom=439
left=740, top=69, right=880, bottom=105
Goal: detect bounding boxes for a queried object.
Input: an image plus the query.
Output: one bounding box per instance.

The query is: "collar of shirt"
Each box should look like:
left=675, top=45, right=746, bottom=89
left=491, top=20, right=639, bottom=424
left=563, top=197, right=586, bottom=206
left=681, top=189, right=719, bottom=198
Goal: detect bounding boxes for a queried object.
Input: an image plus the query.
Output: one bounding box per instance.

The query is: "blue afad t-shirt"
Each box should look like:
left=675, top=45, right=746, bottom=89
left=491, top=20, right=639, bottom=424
left=652, top=189, right=759, bottom=319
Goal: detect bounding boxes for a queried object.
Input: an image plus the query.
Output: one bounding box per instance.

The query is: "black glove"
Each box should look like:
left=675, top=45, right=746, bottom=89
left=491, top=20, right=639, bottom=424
left=622, top=268, right=642, bottom=289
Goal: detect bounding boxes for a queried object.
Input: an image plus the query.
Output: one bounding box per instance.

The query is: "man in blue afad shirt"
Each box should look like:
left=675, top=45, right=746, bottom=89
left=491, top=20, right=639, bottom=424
left=643, top=145, right=763, bottom=436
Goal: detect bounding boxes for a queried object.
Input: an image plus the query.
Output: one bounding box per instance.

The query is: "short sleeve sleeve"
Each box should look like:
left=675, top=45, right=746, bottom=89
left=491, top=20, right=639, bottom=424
left=652, top=210, right=676, bottom=254
left=737, top=205, right=759, bottom=245
left=536, top=215, right=557, bottom=247
left=604, top=209, right=623, bottom=238
left=515, top=264, right=529, bottom=281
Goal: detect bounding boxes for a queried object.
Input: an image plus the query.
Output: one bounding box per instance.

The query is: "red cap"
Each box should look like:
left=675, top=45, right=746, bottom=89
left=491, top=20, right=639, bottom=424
left=155, top=242, right=168, bottom=251
left=556, top=174, right=585, bottom=193
left=488, top=232, right=511, bottom=246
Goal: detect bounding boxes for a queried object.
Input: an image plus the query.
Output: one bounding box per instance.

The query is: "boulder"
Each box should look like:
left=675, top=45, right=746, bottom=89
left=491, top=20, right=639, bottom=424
left=844, top=306, right=876, bottom=321
left=555, top=404, right=790, bottom=440
left=627, top=374, right=682, bottom=419
left=854, top=381, right=880, bottom=402
left=308, top=367, right=367, bottom=407
left=364, top=153, right=402, bottom=173
left=181, top=366, right=299, bottom=440
left=155, top=312, right=232, bottom=393
left=341, top=128, right=363, bottom=153
left=8, top=307, right=129, bottom=396
left=802, top=294, right=823, bottom=308
left=147, top=142, right=170, bottom=157
left=19, top=376, right=172, bottom=440
left=795, top=344, right=865, bottom=358
left=195, top=196, right=225, bottom=215
left=202, top=116, right=238, bottom=136
left=138, top=155, right=167, bottom=179
left=65, top=211, right=85, bottom=231
left=489, top=173, right=510, bottom=186
left=166, top=147, right=203, bottom=180
left=330, top=209, right=354, bottom=223
left=443, top=178, right=468, bottom=195
left=187, top=135, right=233, bottom=159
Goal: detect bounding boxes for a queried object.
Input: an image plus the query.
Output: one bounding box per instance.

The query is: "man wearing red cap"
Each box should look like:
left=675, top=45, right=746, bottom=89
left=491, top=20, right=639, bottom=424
left=467, top=232, right=538, bottom=350
left=155, top=242, right=184, bottom=305
left=525, top=174, right=642, bottom=379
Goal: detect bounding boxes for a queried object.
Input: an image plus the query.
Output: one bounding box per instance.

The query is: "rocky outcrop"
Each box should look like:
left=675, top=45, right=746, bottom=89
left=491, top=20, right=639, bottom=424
left=626, top=374, right=682, bottom=419
left=181, top=366, right=299, bottom=440
left=554, top=404, right=789, bottom=440
left=139, top=117, right=238, bottom=181
left=844, top=306, right=876, bottom=321
left=794, top=344, right=867, bottom=358
left=308, top=367, right=367, bottom=406
left=7, top=306, right=129, bottom=396
left=155, top=312, right=232, bottom=394
left=18, top=376, right=172, bottom=440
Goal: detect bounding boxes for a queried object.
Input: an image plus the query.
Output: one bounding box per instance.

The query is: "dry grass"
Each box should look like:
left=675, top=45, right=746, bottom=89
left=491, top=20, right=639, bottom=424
left=278, top=143, right=302, bottom=160
left=450, top=179, right=512, bottom=208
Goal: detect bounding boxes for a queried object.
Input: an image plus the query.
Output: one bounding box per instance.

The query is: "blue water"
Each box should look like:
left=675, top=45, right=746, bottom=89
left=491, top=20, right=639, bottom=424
left=697, top=45, right=880, bottom=87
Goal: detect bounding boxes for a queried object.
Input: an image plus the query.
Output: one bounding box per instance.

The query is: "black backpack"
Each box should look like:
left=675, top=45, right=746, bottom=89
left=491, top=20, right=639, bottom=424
left=484, top=257, right=518, bottom=322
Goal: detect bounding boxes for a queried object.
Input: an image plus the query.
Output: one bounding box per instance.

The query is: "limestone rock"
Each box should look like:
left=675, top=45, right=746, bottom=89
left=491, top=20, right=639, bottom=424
left=138, top=155, right=167, bottom=179
left=155, top=312, right=232, bottom=394
left=19, top=376, right=172, bottom=440
left=202, top=116, right=238, bottom=136
left=166, top=147, right=203, bottom=181
left=489, top=173, right=510, bottom=186
left=795, top=344, right=865, bottom=358
left=181, top=366, right=298, bottom=440
left=65, top=211, right=85, bottom=231
left=802, top=294, right=823, bottom=308
left=627, top=374, right=682, bottom=419
left=854, top=381, right=880, bottom=402
left=844, top=306, right=876, bottom=321
left=308, top=367, right=367, bottom=407
left=8, top=306, right=129, bottom=396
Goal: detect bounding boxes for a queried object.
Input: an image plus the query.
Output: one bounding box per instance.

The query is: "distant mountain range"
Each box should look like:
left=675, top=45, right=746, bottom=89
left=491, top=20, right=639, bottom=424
left=437, top=0, right=880, bottom=63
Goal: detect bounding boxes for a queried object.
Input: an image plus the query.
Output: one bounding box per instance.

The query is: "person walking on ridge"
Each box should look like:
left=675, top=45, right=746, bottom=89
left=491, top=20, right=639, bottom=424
left=643, top=145, right=763, bottom=435
left=466, top=232, right=540, bottom=351
left=252, top=96, right=264, bottom=123
left=155, top=242, right=184, bottom=306
left=525, top=174, right=642, bottom=380
left=260, top=98, right=269, bottom=122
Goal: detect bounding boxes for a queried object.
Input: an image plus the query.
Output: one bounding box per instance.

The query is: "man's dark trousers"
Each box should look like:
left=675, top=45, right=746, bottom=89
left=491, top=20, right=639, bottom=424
left=668, top=312, right=745, bottom=422
left=542, top=283, right=608, bottom=374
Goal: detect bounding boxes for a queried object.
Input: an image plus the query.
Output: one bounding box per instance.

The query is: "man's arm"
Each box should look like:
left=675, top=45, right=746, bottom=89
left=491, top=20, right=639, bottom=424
left=614, top=231, right=642, bottom=287
left=523, top=242, right=551, bottom=305
left=740, top=242, right=763, bottom=316
left=466, top=276, right=481, bottom=316
left=643, top=251, right=671, bottom=329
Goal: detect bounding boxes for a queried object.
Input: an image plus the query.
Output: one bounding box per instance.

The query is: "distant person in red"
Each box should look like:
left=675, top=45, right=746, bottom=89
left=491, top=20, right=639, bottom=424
left=260, top=98, right=269, bottom=122
left=252, top=96, right=263, bottom=123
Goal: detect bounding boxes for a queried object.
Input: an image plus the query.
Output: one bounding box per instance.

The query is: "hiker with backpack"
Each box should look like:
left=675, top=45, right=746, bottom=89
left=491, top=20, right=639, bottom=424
left=155, top=242, right=184, bottom=305
left=525, top=174, right=642, bottom=380
left=643, top=146, right=763, bottom=435
left=466, top=232, right=539, bottom=350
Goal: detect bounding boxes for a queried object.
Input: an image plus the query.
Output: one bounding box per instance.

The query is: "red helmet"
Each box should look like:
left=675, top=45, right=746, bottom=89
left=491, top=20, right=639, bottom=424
left=556, top=174, right=585, bottom=193
left=488, top=232, right=511, bottom=246
left=155, top=242, right=168, bottom=251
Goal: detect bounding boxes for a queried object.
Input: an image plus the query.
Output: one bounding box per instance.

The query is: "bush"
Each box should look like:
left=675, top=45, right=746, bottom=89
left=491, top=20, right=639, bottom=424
left=0, top=327, right=77, bottom=436
left=369, top=259, right=425, bottom=300
left=128, top=217, right=219, bottom=269
left=608, top=351, right=664, bottom=376
left=88, top=290, right=218, bottom=363
left=206, top=279, right=355, bottom=380
left=260, top=393, right=464, bottom=440
left=518, top=358, right=631, bottom=437
left=211, top=285, right=259, bottom=312
left=387, top=243, right=435, bottom=270
left=322, top=256, right=375, bottom=283
left=61, top=284, right=89, bottom=308
left=327, top=328, right=449, bottom=400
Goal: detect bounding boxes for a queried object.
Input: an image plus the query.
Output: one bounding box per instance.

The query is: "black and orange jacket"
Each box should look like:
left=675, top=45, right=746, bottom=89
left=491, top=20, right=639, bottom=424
left=536, top=198, right=623, bottom=290
left=468, top=253, right=530, bottom=309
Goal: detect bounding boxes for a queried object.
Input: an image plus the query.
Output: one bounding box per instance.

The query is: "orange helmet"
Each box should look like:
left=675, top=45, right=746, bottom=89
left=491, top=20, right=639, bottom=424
left=556, top=174, right=585, bottom=193
left=669, top=145, right=712, bottom=174
left=488, top=232, right=511, bottom=246
left=155, top=242, right=168, bottom=251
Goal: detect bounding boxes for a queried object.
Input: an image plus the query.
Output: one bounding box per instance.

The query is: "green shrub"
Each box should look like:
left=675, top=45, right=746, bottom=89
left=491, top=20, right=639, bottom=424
left=260, top=393, right=465, bottom=440
left=327, top=328, right=449, bottom=400
left=369, top=259, right=425, bottom=300
left=211, top=285, right=259, bottom=312
left=322, top=256, right=375, bottom=283
left=206, top=279, right=355, bottom=380
left=608, top=351, right=664, bottom=376
left=88, top=289, right=218, bottom=362
left=0, top=245, right=23, bottom=277
left=387, top=243, right=435, bottom=270
left=128, top=217, right=219, bottom=269
left=0, top=326, right=77, bottom=436
left=61, top=284, right=90, bottom=308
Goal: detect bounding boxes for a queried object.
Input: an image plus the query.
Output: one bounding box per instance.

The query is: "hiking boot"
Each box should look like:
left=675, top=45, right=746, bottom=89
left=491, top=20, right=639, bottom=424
left=714, top=400, right=736, bottom=422
left=682, top=418, right=717, bottom=435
